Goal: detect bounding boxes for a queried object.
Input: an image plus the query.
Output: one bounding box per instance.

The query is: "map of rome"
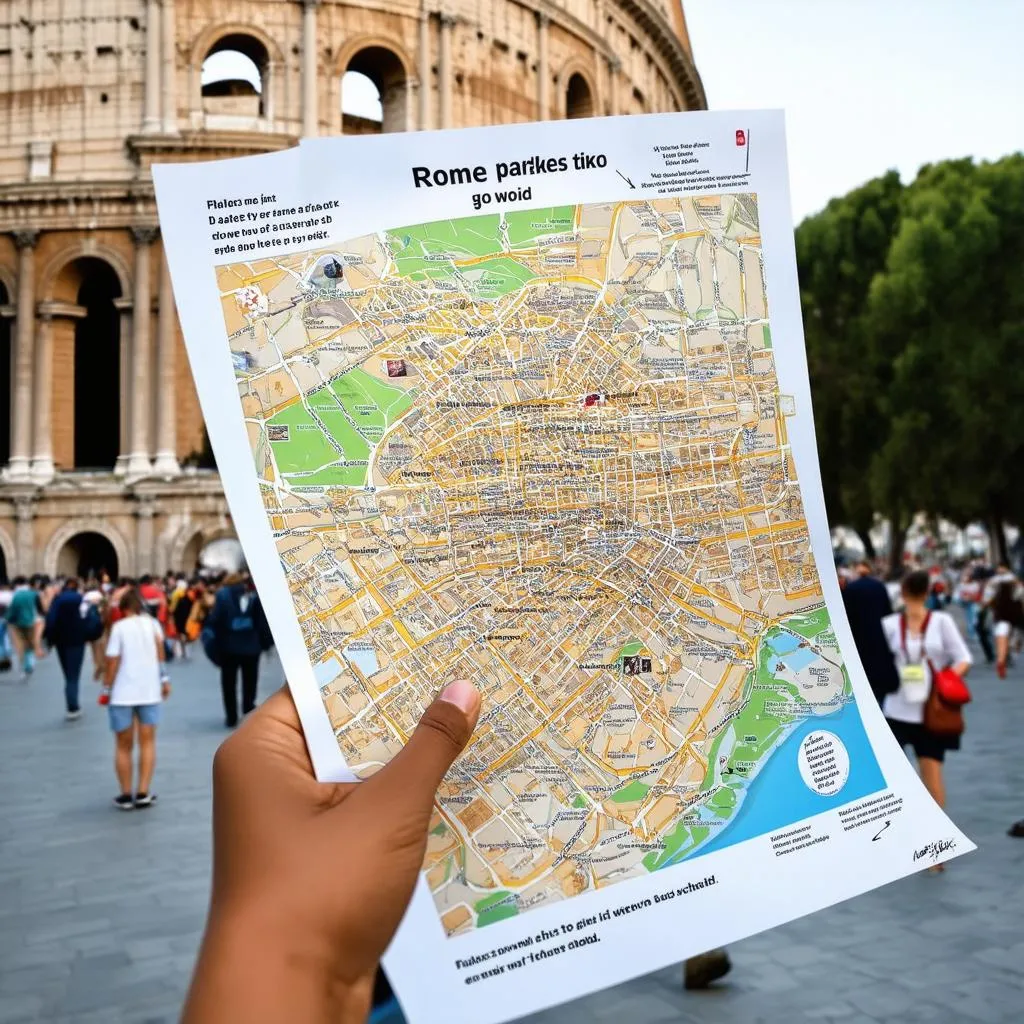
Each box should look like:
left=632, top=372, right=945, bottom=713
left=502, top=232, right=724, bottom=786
left=216, top=195, right=868, bottom=937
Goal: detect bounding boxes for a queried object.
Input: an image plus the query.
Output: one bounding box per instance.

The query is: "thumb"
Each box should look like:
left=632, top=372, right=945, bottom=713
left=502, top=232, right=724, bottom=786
left=364, top=680, right=481, bottom=819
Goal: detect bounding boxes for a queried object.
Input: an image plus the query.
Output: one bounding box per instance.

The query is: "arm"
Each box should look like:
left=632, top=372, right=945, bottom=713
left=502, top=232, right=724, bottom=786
left=939, top=614, right=972, bottom=676
left=104, top=655, right=121, bottom=688
left=104, top=624, right=122, bottom=687
left=154, top=624, right=171, bottom=698
left=181, top=680, right=481, bottom=1024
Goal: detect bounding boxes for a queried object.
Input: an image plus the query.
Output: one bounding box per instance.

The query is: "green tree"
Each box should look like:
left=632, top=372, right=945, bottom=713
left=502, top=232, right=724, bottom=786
left=796, top=171, right=904, bottom=556
left=866, top=154, right=1024, bottom=565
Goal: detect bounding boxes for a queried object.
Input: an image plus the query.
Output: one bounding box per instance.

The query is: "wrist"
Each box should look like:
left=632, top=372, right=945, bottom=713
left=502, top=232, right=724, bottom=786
left=184, top=901, right=371, bottom=1024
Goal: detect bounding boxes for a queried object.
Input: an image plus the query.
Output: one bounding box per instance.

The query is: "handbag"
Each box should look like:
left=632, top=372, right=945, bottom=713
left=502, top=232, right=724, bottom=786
left=923, top=681, right=965, bottom=737
left=902, top=613, right=969, bottom=737
left=933, top=666, right=971, bottom=707
left=923, top=663, right=970, bottom=738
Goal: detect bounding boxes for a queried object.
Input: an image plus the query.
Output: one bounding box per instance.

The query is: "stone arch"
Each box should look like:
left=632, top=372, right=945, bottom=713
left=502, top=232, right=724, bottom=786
left=189, top=22, right=285, bottom=80
left=0, top=522, right=15, bottom=582
left=563, top=68, right=597, bottom=119
left=168, top=521, right=238, bottom=572
left=42, top=518, right=132, bottom=579
left=42, top=254, right=124, bottom=469
left=333, top=35, right=416, bottom=134
left=190, top=23, right=285, bottom=124
left=38, top=240, right=131, bottom=303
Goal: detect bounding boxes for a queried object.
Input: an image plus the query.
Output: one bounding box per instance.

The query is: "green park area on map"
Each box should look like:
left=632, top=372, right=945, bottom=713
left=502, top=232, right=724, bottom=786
left=386, top=206, right=575, bottom=298
left=266, top=367, right=413, bottom=487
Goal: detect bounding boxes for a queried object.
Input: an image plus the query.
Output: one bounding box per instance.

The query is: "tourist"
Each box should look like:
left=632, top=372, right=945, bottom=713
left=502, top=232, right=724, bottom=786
left=205, top=572, right=273, bottom=727
left=181, top=680, right=481, bottom=1022
left=82, top=577, right=108, bottom=679
left=44, top=577, right=102, bottom=720
left=0, top=578, right=13, bottom=671
left=170, top=577, right=194, bottom=659
left=5, top=576, right=44, bottom=679
left=881, top=569, right=971, bottom=868
left=842, top=559, right=899, bottom=704
left=103, top=587, right=170, bottom=810
left=990, top=576, right=1024, bottom=679
left=138, top=573, right=169, bottom=630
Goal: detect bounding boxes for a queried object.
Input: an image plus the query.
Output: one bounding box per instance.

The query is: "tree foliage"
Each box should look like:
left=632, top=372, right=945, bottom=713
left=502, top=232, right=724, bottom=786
left=797, top=153, right=1024, bottom=566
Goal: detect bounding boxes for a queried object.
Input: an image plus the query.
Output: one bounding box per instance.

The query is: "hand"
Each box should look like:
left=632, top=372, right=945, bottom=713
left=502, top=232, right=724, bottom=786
left=182, top=679, right=481, bottom=1024
left=161, top=680, right=171, bottom=700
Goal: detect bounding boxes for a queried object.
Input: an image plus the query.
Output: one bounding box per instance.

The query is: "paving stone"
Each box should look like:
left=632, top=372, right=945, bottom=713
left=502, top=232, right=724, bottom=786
left=1, top=640, right=1022, bottom=1023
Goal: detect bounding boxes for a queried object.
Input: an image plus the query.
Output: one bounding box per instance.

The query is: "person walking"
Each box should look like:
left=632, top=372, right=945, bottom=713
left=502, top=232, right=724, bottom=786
left=842, top=559, right=900, bottom=705
left=44, top=577, right=102, bottom=720
left=5, top=576, right=44, bottom=679
left=990, top=577, right=1024, bottom=679
left=170, top=578, right=195, bottom=660
left=881, top=570, right=971, bottom=869
left=0, top=579, right=13, bottom=672
left=205, top=572, right=273, bottom=727
left=103, top=588, right=170, bottom=809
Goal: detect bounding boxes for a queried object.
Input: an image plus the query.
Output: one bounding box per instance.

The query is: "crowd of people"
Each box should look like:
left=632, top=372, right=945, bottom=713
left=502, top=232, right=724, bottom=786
left=0, top=569, right=273, bottom=809
left=841, top=557, right=1024, bottom=841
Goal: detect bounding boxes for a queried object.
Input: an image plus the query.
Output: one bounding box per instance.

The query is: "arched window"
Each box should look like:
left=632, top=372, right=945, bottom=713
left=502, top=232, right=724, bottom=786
left=72, top=259, right=122, bottom=470
left=341, top=47, right=407, bottom=134
left=57, top=531, right=120, bottom=579
left=631, top=86, right=647, bottom=113
left=201, top=34, right=269, bottom=121
left=566, top=73, right=594, bottom=119
left=342, top=70, right=383, bottom=131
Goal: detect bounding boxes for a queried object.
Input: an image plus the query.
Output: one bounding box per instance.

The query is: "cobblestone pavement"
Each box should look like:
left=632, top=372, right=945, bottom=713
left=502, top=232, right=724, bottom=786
left=1, top=642, right=1022, bottom=1023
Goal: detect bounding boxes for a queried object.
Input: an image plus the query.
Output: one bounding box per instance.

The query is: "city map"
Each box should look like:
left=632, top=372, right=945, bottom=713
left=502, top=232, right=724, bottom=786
left=216, top=195, right=862, bottom=937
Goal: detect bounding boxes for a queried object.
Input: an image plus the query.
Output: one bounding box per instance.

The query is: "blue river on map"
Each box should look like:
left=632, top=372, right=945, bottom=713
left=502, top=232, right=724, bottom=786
left=664, top=701, right=888, bottom=868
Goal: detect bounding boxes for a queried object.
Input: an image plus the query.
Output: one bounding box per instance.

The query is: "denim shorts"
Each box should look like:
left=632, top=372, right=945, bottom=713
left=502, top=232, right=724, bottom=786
left=108, top=703, right=162, bottom=733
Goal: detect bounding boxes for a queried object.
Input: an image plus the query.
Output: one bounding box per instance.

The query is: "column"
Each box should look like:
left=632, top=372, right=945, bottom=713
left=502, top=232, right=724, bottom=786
left=153, top=251, right=180, bottom=476
left=160, top=0, right=178, bottom=133
left=113, top=297, right=133, bottom=474
left=142, top=0, right=162, bottom=133
left=301, top=0, right=320, bottom=137
left=439, top=13, right=455, bottom=129
left=135, top=497, right=156, bottom=576
left=127, top=228, right=158, bottom=477
left=418, top=11, right=431, bottom=130
left=607, top=55, right=620, bottom=115
left=29, top=311, right=54, bottom=483
left=8, top=231, right=38, bottom=482
left=13, top=498, right=36, bottom=576
left=537, top=13, right=550, bottom=120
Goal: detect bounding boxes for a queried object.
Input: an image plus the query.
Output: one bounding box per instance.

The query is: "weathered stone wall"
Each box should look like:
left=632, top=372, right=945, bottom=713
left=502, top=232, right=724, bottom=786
left=0, top=0, right=704, bottom=577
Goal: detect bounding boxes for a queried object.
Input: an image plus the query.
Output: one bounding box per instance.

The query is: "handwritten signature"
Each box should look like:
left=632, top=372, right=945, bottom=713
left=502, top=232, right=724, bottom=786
left=913, top=838, right=957, bottom=863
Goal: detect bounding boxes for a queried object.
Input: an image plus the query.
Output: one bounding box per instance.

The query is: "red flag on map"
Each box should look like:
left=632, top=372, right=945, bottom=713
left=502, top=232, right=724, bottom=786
left=736, top=129, right=747, bottom=147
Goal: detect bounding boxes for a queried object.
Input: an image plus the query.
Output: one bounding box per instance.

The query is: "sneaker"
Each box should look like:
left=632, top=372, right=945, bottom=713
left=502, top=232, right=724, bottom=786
left=134, top=793, right=157, bottom=808
left=65, top=709, right=83, bottom=722
left=113, top=794, right=135, bottom=811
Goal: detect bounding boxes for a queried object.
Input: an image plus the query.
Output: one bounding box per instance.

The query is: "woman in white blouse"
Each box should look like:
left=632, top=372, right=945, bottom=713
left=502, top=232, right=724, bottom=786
left=882, top=569, right=971, bottom=839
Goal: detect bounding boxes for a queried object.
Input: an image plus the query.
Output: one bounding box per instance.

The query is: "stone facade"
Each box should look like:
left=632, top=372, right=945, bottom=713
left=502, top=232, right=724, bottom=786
left=0, top=0, right=704, bottom=579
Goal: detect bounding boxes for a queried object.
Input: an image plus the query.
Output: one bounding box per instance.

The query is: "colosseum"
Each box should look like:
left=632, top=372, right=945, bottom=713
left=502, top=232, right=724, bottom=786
left=0, top=0, right=704, bottom=579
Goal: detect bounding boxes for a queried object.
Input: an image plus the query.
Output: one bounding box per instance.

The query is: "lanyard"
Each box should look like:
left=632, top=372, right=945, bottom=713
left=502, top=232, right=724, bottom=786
left=899, top=611, right=931, bottom=664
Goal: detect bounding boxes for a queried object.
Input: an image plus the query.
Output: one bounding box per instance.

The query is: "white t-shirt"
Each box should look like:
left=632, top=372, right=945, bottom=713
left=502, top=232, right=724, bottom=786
left=881, top=610, right=971, bottom=724
left=105, top=614, right=164, bottom=706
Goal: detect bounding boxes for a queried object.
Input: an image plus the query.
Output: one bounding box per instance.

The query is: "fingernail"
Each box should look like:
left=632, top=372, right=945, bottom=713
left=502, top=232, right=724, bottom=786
left=439, top=679, right=479, bottom=715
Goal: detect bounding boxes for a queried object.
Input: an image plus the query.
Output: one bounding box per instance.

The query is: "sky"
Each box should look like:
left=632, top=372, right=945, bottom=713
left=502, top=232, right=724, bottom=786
left=683, top=0, right=1024, bottom=220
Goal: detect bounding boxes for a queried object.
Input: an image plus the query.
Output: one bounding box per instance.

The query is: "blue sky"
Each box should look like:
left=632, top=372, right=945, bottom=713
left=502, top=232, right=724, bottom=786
left=683, top=0, right=1024, bottom=220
